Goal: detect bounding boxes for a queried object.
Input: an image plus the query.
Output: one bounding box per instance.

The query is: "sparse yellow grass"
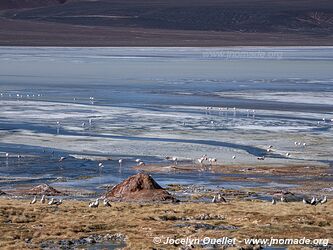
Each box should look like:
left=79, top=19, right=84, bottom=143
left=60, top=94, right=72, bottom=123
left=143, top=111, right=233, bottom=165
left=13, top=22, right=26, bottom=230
left=0, top=198, right=332, bottom=249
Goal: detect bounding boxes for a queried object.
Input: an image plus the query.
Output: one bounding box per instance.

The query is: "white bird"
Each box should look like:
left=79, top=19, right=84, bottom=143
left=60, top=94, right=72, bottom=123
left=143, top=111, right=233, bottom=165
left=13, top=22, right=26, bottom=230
left=59, top=157, right=66, bottom=162
left=41, top=195, right=46, bottom=204
left=281, top=196, right=287, bottom=202
left=198, top=158, right=204, bottom=164
left=172, top=157, right=178, bottom=165
left=272, top=198, right=276, bottom=205
left=98, top=162, right=104, bottom=168
left=48, top=198, right=55, bottom=205
left=135, top=159, right=141, bottom=163
left=310, top=197, right=317, bottom=205
left=30, top=196, right=37, bottom=204
left=294, top=141, right=298, bottom=145
left=89, top=199, right=99, bottom=208
left=303, top=198, right=311, bottom=205
left=267, top=148, right=273, bottom=152
left=212, top=195, right=216, bottom=203
left=54, top=199, right=63, bottom=206
left=118, top=159, right=123, bottom=165
left=217, top=194, right=226, bottom=203
left=210, top=158, right=217, bottom=165
left=320, top=196, right=327, bottom=204
left=303, top=143, right=307, bottom=146
left=138, top=161, right=145, bottom=167
left=103, top=199, right=112, bottom=207
left=5, top=153, right=9, bottom=158
left=232, top=155, right=236, bottom=159
left=257, top=156, right=265, bottom=160
left=268, top=145, right=273, bottom=149
left=286, top=152, right=291, bottom=157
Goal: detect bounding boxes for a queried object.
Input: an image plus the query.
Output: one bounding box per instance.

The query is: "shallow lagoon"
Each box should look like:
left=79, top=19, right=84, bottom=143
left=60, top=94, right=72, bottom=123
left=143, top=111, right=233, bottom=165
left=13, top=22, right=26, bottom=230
left=0, top=47, right=332, bottom=193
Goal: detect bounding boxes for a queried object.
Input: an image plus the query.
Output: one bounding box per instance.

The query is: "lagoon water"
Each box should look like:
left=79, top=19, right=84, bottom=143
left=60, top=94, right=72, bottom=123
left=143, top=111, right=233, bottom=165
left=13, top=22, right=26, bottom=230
left=0, top=47, right=332, bottom=193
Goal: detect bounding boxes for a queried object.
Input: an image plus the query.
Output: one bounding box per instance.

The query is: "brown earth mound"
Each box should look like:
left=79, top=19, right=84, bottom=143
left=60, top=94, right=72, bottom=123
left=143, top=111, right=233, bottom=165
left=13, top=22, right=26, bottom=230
left=105, top=173, right=177, bottom=202
left=26, top=183, right=62, bottom=196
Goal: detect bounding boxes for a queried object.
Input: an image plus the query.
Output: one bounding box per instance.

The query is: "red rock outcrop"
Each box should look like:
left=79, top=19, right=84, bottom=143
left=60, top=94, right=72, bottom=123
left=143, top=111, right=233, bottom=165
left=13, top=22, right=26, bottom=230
left=105, top=173, right=176, bottom=202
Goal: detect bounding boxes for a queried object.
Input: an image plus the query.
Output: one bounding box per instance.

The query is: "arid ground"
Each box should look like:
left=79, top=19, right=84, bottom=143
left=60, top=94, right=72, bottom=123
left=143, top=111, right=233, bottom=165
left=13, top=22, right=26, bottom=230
left=0, top=163, right=332, bottom=249
left=0, top=198, right=332, bottom=249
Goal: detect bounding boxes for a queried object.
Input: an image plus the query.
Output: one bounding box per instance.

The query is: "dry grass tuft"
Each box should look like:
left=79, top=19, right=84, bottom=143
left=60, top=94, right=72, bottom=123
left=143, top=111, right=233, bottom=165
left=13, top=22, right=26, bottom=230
left=0, top=198, right=332, bottom=249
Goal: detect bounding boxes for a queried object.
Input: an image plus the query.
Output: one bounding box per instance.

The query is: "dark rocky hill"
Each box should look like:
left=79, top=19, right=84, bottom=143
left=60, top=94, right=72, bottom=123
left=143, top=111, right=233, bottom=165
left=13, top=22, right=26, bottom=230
left=0, top=0, right=67, bottom=10
left=0, top=0, right=332, bottom=46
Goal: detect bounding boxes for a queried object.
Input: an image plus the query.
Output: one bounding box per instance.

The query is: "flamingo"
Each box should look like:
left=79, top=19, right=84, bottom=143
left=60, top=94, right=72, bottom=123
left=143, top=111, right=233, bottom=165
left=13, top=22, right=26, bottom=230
left=135, top=159, right=141, bottom=163
left=172, top=157, right=178, bottom=165
left=59, top=157, right=66, bottom=162
left=209, top=158, right=217, bottom=165
left=138, top=161, right=145, bottom=167
left=197, top=158, right=204, bottom=165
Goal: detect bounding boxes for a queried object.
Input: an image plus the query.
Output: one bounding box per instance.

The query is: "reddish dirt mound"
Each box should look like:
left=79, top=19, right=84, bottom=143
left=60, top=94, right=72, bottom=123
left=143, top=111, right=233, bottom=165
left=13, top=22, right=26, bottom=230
left=105, top=173, right=177, bottom=202
left=26, top=183, right=62, bottom=196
